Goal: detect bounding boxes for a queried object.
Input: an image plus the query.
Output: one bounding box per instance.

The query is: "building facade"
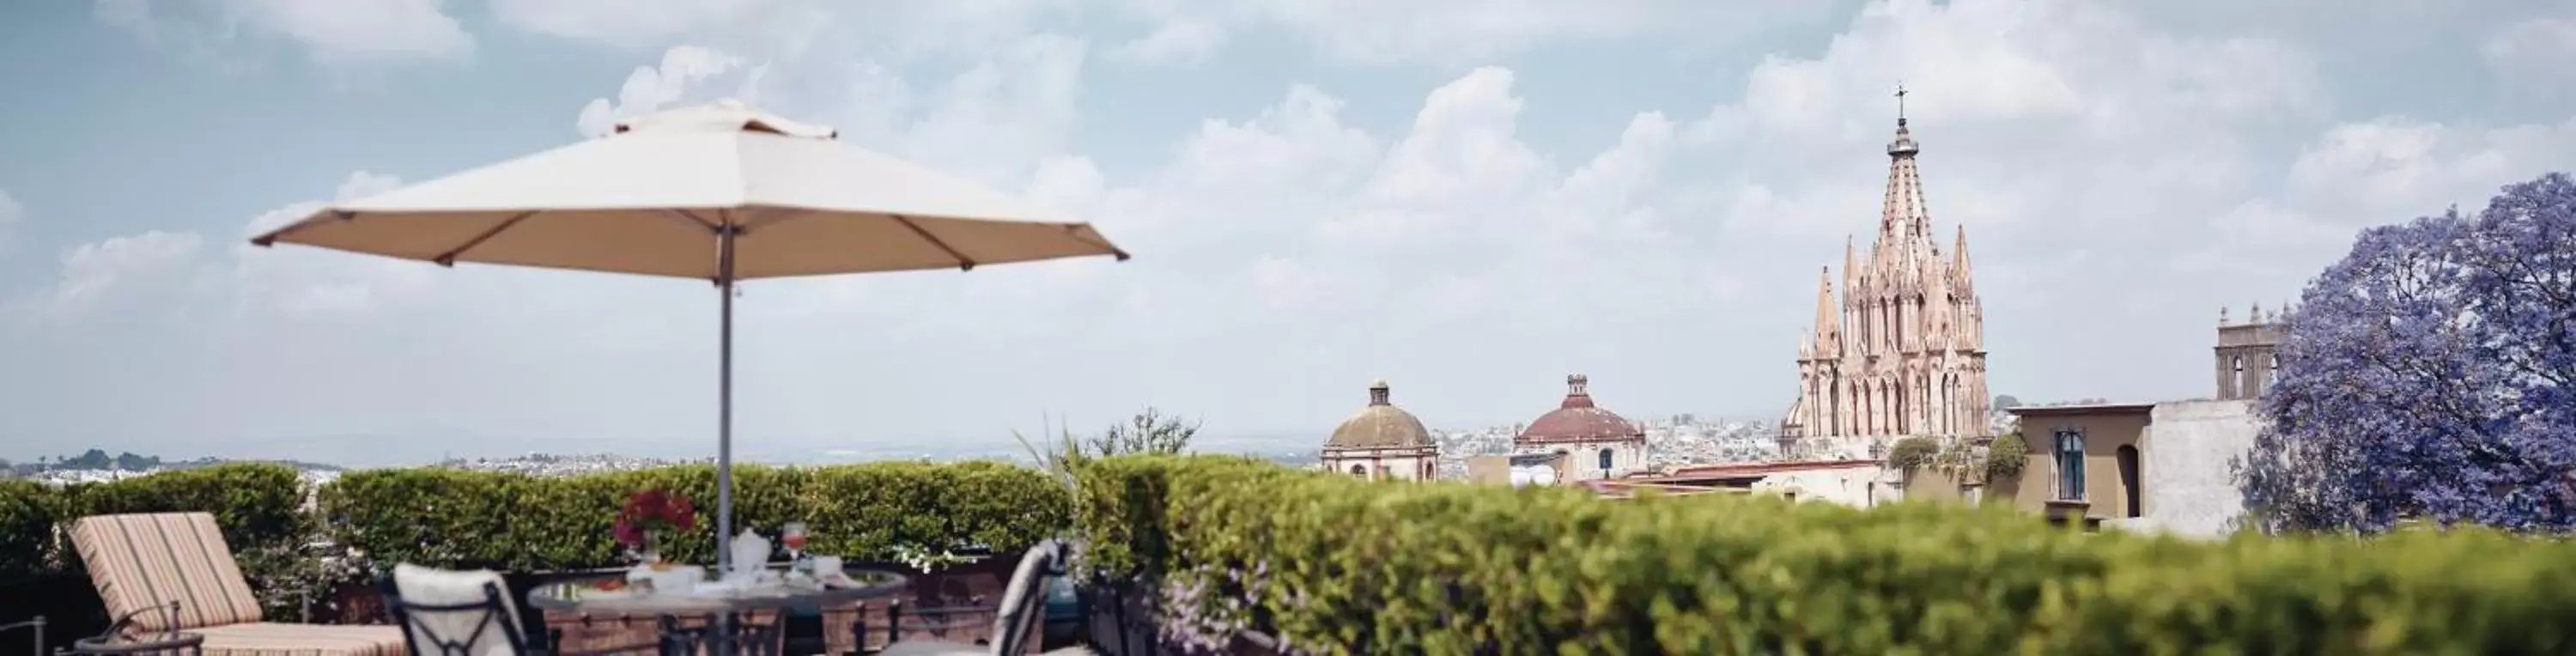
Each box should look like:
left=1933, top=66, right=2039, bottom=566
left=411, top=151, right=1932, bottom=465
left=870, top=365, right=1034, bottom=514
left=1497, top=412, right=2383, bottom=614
left=1777, top=111, right=1992, bottom=460
left=2215, top=303, right=2287, bottom=400
left=1321, top=380, right=1440, bottom=481
left=1993, top=307, right=2279, bottom=538
left=1512, top=374, right=1649, bottom=481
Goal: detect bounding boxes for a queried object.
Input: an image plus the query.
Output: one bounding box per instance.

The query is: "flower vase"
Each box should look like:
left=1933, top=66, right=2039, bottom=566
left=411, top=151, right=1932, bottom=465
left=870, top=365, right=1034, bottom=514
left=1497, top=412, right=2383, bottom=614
left=626, top=532, right=701, bottom=595
left=639, top=531, right=674, bottom=572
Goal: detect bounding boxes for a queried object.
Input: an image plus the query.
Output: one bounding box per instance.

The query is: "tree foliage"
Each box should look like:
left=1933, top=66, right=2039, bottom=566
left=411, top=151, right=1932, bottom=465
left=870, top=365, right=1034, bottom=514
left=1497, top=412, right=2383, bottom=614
left=1016, top=406, right=1202, bottom=486
left=1886, top=436, right=1940, bottom=471
left=1983, top=433, right=2027, bottom=482
left=2240, top=172, right=2576, bottom=534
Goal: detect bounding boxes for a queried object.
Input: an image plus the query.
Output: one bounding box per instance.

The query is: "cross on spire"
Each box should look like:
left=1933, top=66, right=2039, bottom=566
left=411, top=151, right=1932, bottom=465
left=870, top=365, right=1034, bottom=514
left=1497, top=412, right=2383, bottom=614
left=1895, top=82, right=1909, bottom=127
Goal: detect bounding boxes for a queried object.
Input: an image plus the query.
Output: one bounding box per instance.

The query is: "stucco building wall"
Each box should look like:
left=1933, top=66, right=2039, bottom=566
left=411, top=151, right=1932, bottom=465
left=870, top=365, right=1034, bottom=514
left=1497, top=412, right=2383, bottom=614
left=1512, top=440, right=1647, bottom=481
left=2001, top=405, right=2150, bottom=516
left=1326, top=449, right=1438, bottom=481
left=2136, top=399, right=2261, bottom=538
left=1750, top=462, right=1898, bottom=507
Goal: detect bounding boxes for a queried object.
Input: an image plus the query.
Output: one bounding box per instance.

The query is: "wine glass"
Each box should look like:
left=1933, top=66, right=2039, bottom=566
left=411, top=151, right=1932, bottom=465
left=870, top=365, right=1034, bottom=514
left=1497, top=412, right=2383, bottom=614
left=781, top=522, right=809, bottom=566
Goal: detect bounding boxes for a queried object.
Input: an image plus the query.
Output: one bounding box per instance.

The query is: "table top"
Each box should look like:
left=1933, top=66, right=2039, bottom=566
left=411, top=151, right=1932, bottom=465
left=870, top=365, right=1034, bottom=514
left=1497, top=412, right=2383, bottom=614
left=73, top=630, right=204, bottom=653
left=527, top=564, right=908, bottom=613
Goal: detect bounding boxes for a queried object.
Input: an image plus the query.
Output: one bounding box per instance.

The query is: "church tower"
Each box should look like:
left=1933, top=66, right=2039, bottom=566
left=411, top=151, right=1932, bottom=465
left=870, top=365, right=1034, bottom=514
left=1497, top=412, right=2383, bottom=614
left=2215, top=303, right=2287, bottom=400
left=1777, top=88, right=1993, bottom=461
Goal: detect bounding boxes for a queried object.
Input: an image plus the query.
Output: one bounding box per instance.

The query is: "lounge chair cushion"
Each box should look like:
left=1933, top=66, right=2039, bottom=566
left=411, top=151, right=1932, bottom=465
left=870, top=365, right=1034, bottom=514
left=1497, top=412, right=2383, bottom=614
left=193, top=623, right=407, bottom=656
left=70, top=513, right=264, bottom=631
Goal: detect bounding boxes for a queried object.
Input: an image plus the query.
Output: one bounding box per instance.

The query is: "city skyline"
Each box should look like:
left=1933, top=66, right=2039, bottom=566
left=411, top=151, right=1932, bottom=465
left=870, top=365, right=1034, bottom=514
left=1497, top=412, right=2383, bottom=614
left=3, top=0, right=2573, bottom=460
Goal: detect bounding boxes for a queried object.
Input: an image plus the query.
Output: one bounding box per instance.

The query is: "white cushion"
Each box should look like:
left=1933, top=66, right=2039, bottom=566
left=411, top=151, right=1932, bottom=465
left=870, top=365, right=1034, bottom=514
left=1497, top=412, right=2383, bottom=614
left=392, top=563, right=525, bottom=656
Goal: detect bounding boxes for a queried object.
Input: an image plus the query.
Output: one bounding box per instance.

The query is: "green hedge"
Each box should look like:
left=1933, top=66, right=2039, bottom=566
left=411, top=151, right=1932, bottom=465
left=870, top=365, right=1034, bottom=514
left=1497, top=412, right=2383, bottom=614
left=0, top=461, right=1069, bottom=575
left=322, top=461, right=1072, bottom=571
left=1077, top=455, right=2576, bottom=655
left=63, top=464, right=310, bottom=550
left=0, top=479, right=59, bottom=578
left=0, top=464, right=309, bottom=580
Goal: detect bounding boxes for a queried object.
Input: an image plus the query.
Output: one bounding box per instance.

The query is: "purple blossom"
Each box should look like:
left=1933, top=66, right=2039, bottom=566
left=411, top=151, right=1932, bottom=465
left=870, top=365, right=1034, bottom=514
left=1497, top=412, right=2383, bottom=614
left=2241, top=172, right=2576, bottom=533
left=1147, top=560, right=1282, bottom=654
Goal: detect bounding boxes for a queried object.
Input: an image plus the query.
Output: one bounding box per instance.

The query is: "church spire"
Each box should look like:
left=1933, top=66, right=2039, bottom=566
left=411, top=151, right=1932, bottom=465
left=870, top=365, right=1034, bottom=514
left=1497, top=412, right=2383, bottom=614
left=1841, top=234, right=1861, bottom=307
left=1811, top=265, right=1838, bottom=357
left=1881, top=84, right=1929, bottom=240
left=1953, top=223, right=1975, bottom=296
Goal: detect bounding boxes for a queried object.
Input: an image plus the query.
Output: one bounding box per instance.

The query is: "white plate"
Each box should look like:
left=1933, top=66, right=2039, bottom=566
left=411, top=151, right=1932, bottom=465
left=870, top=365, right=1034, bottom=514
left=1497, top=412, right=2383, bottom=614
left=570, top=586, right=641, bottom=601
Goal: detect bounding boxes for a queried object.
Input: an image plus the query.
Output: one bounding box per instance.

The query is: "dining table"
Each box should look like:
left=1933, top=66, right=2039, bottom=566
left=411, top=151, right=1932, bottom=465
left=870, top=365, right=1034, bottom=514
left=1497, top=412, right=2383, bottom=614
left=527, top=563, right=909, bottom=656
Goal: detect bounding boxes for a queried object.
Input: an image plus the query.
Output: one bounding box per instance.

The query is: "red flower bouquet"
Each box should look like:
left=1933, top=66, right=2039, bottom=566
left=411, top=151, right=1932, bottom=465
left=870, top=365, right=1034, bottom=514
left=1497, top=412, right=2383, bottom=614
left=613, top=489, right=697, bottom=568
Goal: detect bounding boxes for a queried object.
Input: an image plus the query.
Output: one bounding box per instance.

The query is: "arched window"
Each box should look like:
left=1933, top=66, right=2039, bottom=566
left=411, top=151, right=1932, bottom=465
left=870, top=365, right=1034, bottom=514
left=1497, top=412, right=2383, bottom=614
left=2232, top=356, right=2244, bottom=373
left=1598, top=448, right=1615, bottom=472
left=2116, top=445, right=2142, bottom=518
left=1348, top=464, right=1367, bottom=478
left=2269, top=355, right=2279, bottom=374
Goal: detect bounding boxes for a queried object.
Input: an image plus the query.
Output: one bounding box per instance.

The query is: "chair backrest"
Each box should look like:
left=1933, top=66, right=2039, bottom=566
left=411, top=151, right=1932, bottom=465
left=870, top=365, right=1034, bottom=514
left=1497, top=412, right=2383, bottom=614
left=384, top=564, right=530, bottom=656
left=68, top=513, right=263, bottom=631
left=988, top=540, right=1066, bottom=656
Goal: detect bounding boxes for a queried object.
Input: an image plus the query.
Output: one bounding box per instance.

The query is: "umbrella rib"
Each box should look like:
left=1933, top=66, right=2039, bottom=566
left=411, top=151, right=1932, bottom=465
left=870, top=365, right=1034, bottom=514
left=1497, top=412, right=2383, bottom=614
left=247, top=210, right=355, bottom=247
left=432, top=210, right=543, bottom=266
left=890, top=214, right=977, bottom=271
left=1058, top=224, right=1134, bottom=261
left=663, top=210, right=722, bottom=233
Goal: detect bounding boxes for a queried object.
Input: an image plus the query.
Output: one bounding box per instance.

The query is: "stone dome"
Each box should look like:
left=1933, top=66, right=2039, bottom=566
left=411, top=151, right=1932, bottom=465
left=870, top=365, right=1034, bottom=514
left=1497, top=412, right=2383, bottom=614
left=1516, top=374, right=1644, bottom=445
left=1326, top=380, right=1434, bottom=449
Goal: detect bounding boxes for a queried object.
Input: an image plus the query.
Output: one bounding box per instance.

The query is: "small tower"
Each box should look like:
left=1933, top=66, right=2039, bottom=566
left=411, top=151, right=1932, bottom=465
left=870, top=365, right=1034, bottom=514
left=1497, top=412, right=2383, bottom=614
left=2215, top=303, right=2287, bottom=400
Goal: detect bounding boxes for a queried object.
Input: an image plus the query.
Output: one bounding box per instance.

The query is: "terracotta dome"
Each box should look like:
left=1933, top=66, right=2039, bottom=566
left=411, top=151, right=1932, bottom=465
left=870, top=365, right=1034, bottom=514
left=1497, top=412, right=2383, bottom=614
left=1516, top=374, right=1644, bottom=446
left=1327, top=380, right=1434, bottom=449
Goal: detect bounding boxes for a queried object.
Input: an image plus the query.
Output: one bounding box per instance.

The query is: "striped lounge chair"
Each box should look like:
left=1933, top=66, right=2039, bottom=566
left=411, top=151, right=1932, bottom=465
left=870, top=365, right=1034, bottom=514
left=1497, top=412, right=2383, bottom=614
left=70, top=513, right=405, bottom=656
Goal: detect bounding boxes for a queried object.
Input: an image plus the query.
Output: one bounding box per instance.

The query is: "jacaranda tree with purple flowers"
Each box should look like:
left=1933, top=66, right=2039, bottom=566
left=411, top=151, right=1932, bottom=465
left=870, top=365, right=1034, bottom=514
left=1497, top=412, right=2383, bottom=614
left=2240, top=172, right=2576, bottom=534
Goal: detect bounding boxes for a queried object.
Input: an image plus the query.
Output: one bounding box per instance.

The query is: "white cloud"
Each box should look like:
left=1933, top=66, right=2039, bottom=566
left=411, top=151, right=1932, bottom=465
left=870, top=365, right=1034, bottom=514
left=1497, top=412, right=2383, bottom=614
left=492, top=0, right=1825, bottom=69
left=576, top=46, right=751, bottom=137
left=230, top=172, right=440, bottom=317
left=2208, top=116, right=2576, bottom=251
left=489, top=0, right=1038, bottom=62
left=884, top=35, right=1090, bottom=184
left=1318, top=68, right=1550, bottom=251
left=1107, top=20, right=1225, bottom=67
left=52, top=231, right=204, bottom=315
left=2484, top=15, right=2576, bottom=98
left=225, top=0, right=472, bottom=64
left=1116, top=0, right=1832, bottom=66
left=489, top=0, right=779, bottom=47
left=38, top=171, right=436, bottom=321
left=0, top=190, right=21, bottom=248
left=94, top=0, right=473, bottom=66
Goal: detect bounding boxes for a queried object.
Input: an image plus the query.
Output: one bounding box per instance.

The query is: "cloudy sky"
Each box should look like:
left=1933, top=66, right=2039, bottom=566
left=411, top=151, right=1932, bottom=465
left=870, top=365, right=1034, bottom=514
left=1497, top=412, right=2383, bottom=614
left=2, top=0, right=2571, bottom=465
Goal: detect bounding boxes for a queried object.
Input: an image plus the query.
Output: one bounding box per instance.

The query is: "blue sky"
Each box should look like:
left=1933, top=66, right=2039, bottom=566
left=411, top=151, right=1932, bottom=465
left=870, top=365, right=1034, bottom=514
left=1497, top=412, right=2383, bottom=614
left=2, top=0, right=2571, bottom=465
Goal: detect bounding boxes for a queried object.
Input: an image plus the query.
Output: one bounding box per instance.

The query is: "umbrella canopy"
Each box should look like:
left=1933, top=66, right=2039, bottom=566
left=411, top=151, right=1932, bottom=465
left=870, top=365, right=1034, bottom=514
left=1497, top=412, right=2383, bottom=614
left=248, top=100, right=1128, bottom=569
left=252, top=99, right=1127, bottom=277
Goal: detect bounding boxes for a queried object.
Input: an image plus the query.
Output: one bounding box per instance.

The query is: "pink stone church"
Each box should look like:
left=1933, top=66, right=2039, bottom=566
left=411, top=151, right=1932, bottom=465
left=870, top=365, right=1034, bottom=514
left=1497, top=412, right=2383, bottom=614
left=1776, top=106, right=1994, bottom=462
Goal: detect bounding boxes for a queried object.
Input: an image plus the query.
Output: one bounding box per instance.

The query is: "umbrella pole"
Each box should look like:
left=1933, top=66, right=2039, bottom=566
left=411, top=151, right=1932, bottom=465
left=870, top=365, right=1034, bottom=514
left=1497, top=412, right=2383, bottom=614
left=716, top=222, right=738, bottom=573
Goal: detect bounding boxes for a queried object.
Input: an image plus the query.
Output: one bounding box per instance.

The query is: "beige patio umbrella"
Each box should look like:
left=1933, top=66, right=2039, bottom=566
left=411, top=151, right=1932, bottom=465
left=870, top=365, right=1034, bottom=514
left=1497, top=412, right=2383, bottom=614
left=250, top=100, right=1128, bottom=568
